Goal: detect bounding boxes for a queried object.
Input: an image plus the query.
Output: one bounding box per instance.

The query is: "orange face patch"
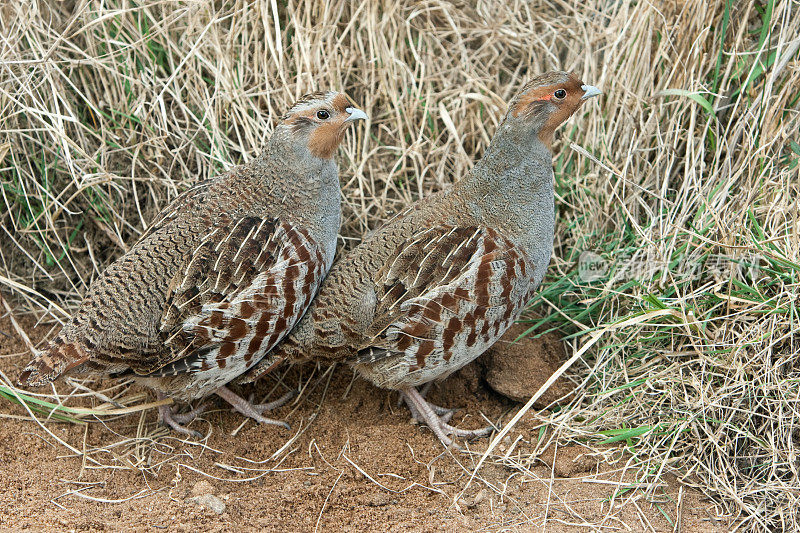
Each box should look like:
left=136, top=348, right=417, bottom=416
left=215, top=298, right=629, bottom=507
left=307, top=120, right=347, bottom=159
left=281, top=92, right=360, bottom=158
left=331, top=93, right=352, bottom=113
left=510, top=73, right=588, bottom=148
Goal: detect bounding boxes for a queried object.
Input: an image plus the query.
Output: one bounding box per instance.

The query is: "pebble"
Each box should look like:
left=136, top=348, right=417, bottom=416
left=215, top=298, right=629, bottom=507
left=187, top=494, right=226, bottom=515
left=191, top=480, right=214, bottom=497
left=484, top=324, right=574, bottom=406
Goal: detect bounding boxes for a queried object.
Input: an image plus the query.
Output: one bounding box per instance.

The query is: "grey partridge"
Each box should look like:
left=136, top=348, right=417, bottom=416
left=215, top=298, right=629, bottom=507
left=19, top=91, right=368, bottom=436
left=241, top=72, right=600, bottom=447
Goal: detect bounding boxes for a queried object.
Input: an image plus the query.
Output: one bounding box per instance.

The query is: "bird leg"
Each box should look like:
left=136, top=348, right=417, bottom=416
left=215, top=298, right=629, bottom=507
left=402, top=390, right=455, bottom=423
left=215, top=386, right=294, bottom=429
left=169, top=403, right=208, bottom=424
left=418, top=382, right=433, bottom=398
left=400, top=386, right=494, bottom=448
left=397, top=381, right=436, bottom=405
left=398, top=382, right=455, bottom=421
left=156, top=393, right=205, bottom=438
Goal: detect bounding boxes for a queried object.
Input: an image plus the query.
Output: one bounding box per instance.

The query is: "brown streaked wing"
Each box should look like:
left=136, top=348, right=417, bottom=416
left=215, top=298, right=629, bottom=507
left=135, top=180, right=213, bottom=245
left=354, top=225, right=532, bottom=363
left=127, top=216, right=324, bottom=375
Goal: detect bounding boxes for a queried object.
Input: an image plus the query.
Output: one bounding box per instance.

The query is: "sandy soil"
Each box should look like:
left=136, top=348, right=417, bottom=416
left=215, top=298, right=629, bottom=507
left=0, top=309, right=730, bottom=532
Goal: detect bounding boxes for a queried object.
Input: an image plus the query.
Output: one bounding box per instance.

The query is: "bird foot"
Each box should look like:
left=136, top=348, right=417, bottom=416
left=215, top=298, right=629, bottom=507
left=157, top=401, right=205, bottom=439
left=400, top=386, right=494, bottom=449
left=215, top=386, right=293, bottom=429
left=170, top=402, right=208, bottom=424
left=402, top=393, right=456, bottom=423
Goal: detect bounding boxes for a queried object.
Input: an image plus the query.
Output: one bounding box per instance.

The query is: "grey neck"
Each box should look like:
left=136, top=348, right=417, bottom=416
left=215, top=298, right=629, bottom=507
left=246, top=127, right=342, bottom=264
left=263, top=127, right=336, bottom=183
left=452, top=119, right=555, bottom=281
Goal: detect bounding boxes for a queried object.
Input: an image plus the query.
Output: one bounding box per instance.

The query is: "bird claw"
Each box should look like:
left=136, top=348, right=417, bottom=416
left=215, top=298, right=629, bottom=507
left=170, top=403, right=208, bottom=424
left=247, top=413, right=291, bottom=430
left=439, top=410, right=455, bottom=424
left=216, top=386, right=293, bottom=429
left=401, top=386, right=494, bottom=449
left=158, top=403, right=205, bottom=439
left=248, top=389, right=297, bottom=414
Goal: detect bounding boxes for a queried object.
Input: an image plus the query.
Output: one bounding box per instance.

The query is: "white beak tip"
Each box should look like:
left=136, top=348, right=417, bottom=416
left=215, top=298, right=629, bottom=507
left=580, top=85, right=602, bottom=100
left=344, top=107, right=369, bottom=122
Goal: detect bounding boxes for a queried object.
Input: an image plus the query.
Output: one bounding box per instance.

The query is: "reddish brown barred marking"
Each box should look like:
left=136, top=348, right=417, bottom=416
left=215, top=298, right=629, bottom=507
left=397, top=334, right=414, bottom=352
left=416, top=340, right=435, bottom=368
left=466, top=328, right=479, bottom=347
left=239, top=301, right=255, bottom=319
left=454, top=287, right=470, bottom=300
left=246, top=339, right=261, bottom=359
left=274, top=316, right=288, bottom=335
left=226, top=318, right=247, bottom=341
left=343, top=226, right=537, bottom=386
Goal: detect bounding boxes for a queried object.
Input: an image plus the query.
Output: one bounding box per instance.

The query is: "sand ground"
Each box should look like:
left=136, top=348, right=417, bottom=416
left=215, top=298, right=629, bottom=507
left=0, top=311, right=730, bottom=532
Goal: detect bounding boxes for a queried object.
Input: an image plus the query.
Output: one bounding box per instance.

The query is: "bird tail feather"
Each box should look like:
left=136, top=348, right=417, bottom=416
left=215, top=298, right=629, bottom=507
left=18, top=340, right=89, bottom=386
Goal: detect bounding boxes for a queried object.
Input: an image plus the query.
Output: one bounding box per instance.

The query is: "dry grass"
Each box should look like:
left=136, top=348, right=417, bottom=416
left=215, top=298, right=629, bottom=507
left=1, top=0, right=799, bottom=530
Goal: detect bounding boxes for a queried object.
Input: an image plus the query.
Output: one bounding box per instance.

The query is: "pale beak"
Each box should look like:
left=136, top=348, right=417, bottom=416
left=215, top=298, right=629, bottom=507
left=581, top=85, right=602, bottom=100
left=344, top=107, right=368, bottom=122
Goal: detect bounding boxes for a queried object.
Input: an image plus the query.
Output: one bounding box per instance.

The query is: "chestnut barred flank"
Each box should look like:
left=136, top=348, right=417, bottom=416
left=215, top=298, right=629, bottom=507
left=144, top=219, right=326, bottom=388
left=352, top=226, right=534, bottom=388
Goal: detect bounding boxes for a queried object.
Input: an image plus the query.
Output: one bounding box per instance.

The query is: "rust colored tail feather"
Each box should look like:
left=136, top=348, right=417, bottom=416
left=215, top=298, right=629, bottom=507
left=18, top=340, right=89, bottom=387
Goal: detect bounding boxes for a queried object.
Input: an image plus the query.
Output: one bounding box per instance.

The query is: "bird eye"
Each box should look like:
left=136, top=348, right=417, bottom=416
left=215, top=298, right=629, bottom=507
left=554, top=89, right=567, bottom=100
left=316, top=109, right=330, bottom=120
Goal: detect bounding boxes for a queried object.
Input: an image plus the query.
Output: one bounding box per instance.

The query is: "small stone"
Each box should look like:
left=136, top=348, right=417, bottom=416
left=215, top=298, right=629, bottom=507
left=188, top=494, right=226, bottom=514
left=484, top=324, right=574, bottom=407
left=191, top=480, right=214, bottom=497
left=360, top=493, right=391, bottom=506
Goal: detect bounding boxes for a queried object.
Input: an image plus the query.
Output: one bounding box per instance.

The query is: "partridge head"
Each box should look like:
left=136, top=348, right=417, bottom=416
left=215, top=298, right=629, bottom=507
left=19, top=90, right=367, bottom=437
left=505, top=71, right=602, bottom=148
left=280, top=91, right=368, bottom=159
